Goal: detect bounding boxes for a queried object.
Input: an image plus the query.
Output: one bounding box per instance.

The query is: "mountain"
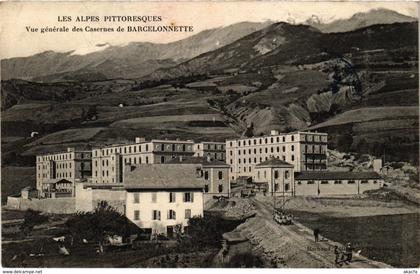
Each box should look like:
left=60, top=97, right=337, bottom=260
left=146, top=22, right=418, bottom=80
left=307, top=8, right=417, bottom=33
left=1, top=21, right=272, bottom=82
left=1, top=21, right=418, bottom=176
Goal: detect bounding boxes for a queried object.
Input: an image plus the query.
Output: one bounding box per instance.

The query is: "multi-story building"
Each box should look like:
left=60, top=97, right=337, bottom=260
left=166, top=156, right=230, bottom=199
left=91, top=138, right=195, bottom=184
left=253, top=158, right=295, bottom=196
left=124, top=164, right=204, bottom=237
left=226, top=130, right=328, bottom=181
left=36, top=148, right=92, bottom=197
left=193, top=142, right=226, bottom=161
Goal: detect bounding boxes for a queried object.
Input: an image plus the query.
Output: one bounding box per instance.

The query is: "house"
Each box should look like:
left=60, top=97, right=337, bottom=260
left=166, top=156, right=230, bottom=200
left=41, top=178, right=74, bottom=198
left=294, top=171, right=384, bottom=196
left=226, top=130, right=328, bottom=182
left=124, top=164, right=204, bottom=237
left=253, top=157, right=295, bottom=196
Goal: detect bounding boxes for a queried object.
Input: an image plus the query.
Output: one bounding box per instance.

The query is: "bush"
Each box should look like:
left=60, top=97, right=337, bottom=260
left=65, top=201, right=139, bottom=251
left=226, top=252, right=264, bottom=268
left=20, top=209, right=49, bottom=235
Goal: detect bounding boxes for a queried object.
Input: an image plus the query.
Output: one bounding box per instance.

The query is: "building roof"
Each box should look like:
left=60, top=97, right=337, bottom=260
left=124, top=164, right=203, bottom=190
left=225, top=131, right=327, bottom=141
left=42, top=178, right=73, bottom=185
left=166, top=156, right=230, bottom=167
left=21, top=186, right=37, bottom=191
left=294, top=171, right=382, bottom=181
left=255, top=158, right=294, bottom=168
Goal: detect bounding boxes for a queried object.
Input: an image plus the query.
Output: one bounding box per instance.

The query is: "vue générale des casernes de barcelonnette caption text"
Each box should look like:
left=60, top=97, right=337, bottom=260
left=52, top=15, right=194, bottom=32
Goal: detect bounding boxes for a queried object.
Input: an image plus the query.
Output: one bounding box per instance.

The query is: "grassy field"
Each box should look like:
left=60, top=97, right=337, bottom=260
left=26, top=128, right=105, bottom=146
left=309, top=106, right=419, bottom=129
left=1, top=166, right=36, bottom=204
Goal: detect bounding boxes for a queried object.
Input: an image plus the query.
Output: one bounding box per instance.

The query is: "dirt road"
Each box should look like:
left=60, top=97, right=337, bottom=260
left=232, top=197, right=390, bottom=268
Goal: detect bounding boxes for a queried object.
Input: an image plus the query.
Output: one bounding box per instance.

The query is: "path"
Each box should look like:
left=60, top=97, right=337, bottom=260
left=234, top=197, right=391, bottom=268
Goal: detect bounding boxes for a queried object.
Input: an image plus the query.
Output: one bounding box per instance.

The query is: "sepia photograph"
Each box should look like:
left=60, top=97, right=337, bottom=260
left=0, top=1, right=419, bottom=271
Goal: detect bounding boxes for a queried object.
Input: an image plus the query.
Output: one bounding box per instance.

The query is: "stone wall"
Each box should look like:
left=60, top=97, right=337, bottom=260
left=75, top=184, right=126, bottom=214
left=6, top=196, right=75, bottom=214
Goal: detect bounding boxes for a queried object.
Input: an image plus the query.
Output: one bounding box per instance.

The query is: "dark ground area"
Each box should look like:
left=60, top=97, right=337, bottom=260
left=290, top=210, right=420, bottom=267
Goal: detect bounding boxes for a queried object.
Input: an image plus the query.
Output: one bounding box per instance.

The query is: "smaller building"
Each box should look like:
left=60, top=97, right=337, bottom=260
left=124, top=164, right=204, bottom=237
left=41, top=179, right=74, bottom=198
left=294, top=171, right=384, bottom=196
left=253, top=157, right=295, bottom=196
left=21, top=186, right=38, bottom=199
left=166, top=156, right=230, bottom=200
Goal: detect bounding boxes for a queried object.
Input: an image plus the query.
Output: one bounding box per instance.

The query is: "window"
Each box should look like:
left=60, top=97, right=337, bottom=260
left=218, top=171, right=223, bottom=180
left=169, top=192, right=176, bottom=203
left=291, top=136, right=294, bottom=141
left=297, top=181, right=302, bottom=185
left=274, top=170, right=279, bottom=179
left=152, top=210, right=161, bottom=220
left=274, top=183, right=279, bottom=191
left=307, top=181, right=315, bottom=184
left=321, top=180, right=329, bottom=184
left=161, top=156, right=165, bottom=163
left=334, top=180, right=342, bottom=184
left=282, top=146, right=285, bottom=152
left=285, top=183, right=290, bottom=191
left=152, top=193, right=157, bottom=203
left=183, top=192, right=194, bottom=202
left=348, top=180, right=355, bottom=184
left=361, top=180, right=369, bottom=184
left=134, top=193, right=140, bottom=203
left=218, top=184, right=223, bottom=193
left=285, top=171, right=289, bottom=179
left=185, top=209, right=191, bottom=219
left=291, top=145, right=294, bottom=151
left=168, top=210, right=176, bottom=220
left=204, top=184, right=209, bottom=193
left=134, top=210, right=140, bottom=221
left=291, top=155, right=295, bottom=161
left=373, top=180, right=378, bottom=184
left=204, top=171, right=209, bottom=180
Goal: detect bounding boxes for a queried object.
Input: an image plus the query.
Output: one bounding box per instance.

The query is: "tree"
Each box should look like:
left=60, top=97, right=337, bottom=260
left=20, top=209, right=49, bottom=236
left=184, top=214, right=241, bottom=248
left=65, top=201, right=136, bottom=252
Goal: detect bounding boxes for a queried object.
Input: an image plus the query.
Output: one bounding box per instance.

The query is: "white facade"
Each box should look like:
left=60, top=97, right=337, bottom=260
left=125, top=190, right=203, bottom=235
left=226, top=131, right=328, bottom=181
left=36, top=148, right=92, bottom=197
left=91, top=139, right=195, bottom=184
left=253, top=166, right=295, bottom=196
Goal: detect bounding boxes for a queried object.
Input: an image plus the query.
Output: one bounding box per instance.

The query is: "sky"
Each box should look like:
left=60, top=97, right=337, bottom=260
left=0, top=1, right=418, bottom=59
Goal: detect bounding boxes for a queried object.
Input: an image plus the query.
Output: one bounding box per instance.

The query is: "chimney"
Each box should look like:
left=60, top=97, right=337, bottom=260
left=270, top=130, right=279, bottom=136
